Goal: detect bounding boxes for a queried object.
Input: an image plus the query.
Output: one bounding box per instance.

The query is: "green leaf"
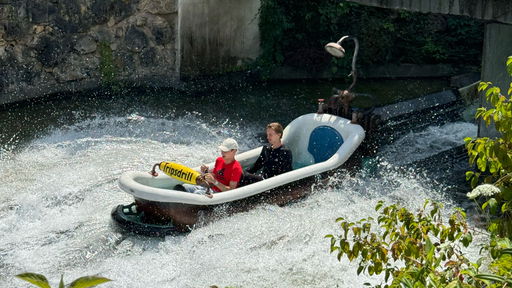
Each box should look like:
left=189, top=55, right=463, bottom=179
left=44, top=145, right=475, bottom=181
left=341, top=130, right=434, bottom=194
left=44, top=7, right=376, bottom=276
left=374, top=261, right=383, bottom=274
left=15, top=273, right=51, bottom=288
left=68, top=276, right=111, bottom=288
left=353, top=242, right=360, bottom=257
left=375, top=201, right=384, bottom=211
left=477, top=156, right=487, bottom=172
left=475, top=273, right=508, bottom=283
left=357, top=265, right=364, bottom=275
left=445, top=280, right=460, bottom=288
left=461, top=233, right=473, bottom=247
left=400, top=277, right=414, bottom=288
left=361, top=248, right=368, bottom=260
left=471, top=174, right=479, bottom=188
left=476, top=142, right=485, bottom=153
left=489, top=222, right=499, bottom=234
left=488, top=198, right=498, bottom=214
left=507, top=56, right=512, bottom=75
left=337, top=251, right=343, bottom=261
left=502, top=202, right=509, bottom=213
left=425, top=237, right=435, bottom=261
left=478, top=81, right=491, bottom=91
left=368, top=265, right=374, bottom=276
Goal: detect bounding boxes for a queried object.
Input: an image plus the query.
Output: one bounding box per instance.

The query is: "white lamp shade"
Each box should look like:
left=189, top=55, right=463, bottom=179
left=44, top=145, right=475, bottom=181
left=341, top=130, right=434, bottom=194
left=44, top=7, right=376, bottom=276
left=324, top=42, right=345, bottom=58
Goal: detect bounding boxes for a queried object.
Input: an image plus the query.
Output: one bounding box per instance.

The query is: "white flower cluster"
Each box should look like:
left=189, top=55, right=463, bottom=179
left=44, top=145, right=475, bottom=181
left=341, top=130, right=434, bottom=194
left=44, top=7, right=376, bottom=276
left=466, top=184, right=501, bottom=200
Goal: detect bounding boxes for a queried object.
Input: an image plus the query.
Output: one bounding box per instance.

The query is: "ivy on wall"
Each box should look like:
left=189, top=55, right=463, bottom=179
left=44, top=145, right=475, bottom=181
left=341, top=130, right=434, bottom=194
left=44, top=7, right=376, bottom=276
left=257, top=0, right=484, bottom=75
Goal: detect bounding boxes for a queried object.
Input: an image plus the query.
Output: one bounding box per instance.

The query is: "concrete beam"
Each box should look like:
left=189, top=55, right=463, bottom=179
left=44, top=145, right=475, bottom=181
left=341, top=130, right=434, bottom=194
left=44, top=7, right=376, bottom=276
left=347, top=0, right=512, bottom=24
left=178, top=0, right=260, bottom=77
left=478, top=23, right=512, bottom=137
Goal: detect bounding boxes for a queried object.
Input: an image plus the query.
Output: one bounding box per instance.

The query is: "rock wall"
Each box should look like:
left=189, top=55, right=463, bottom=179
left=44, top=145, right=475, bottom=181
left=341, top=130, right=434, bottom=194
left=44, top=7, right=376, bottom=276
left=0, top=0, right=179, bottom=105
left=0, top=0, right=261, bottom=105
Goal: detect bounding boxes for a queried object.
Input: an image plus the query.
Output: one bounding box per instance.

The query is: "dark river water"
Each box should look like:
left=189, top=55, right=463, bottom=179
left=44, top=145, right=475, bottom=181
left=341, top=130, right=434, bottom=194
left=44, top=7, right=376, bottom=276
left=0, top=78, right=481, bottom=287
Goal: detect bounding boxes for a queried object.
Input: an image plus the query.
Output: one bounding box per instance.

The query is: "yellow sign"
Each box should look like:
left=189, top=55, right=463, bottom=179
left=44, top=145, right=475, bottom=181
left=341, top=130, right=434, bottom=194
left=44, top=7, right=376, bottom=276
left=159, top=161, right=200, bottom=184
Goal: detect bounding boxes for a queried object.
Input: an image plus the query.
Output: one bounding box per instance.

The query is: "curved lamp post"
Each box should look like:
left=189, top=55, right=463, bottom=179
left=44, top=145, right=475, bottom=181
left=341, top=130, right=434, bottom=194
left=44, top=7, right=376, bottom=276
left=324, top=35, right=359, bottom=91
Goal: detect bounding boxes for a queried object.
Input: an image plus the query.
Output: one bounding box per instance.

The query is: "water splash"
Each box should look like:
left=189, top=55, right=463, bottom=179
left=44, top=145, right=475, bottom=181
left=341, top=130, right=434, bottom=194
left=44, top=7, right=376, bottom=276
left=0, top=113, right=479, bottom=287
left=378, top=121, right=476, bottom=166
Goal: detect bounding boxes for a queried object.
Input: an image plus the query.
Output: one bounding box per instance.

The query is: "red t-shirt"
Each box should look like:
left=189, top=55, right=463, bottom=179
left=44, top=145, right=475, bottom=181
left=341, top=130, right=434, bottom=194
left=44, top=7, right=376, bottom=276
left=212, top=157, right=242, bottom=192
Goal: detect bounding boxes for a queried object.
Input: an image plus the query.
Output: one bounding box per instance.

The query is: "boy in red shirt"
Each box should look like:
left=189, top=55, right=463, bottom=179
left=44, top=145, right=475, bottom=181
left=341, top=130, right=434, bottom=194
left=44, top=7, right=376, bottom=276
left=182, top=138, right=242, bottom=197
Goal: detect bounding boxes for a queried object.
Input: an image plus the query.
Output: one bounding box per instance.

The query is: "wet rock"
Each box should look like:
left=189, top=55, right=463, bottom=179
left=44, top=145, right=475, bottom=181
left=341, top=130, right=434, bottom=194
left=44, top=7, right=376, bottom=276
left=33, top=25, right=46, bottom=34
left=16, top=64, right=39, bottom=84
left=140, top=47, right=157, bottom=67
left=91, top=0, right=137, bottom=24
left=114, top=49, right=136, bottom=71
left=34, top=34, right=72, bottom=67
left=53, top=16, right=80, bottom=33
left=450, top=72, right=480, bottom=88
left=28, top=0, right=58, bottom=24
left=91, top=27, right=115, bottom=43
left=0, top=46, right=5, bottom=60
left=139, top=0, right=178, bottom=14
left=135, top=16, right=147, bottom=27
left=75, top=35, right=97, bottom=54
left=151, top=20, right=174, bottom=45
left=125, top=26, right=148, bottom=52
left=0, top=52, right=39, bottom=88
left=54, top=54, right=99, bottom=82
left=4, top=22, right=27, bottom=40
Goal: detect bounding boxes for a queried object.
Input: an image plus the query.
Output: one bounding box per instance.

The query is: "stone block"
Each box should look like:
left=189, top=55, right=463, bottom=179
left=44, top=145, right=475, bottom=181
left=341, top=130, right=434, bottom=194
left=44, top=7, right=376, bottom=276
left=75, top=35, right=97, bottom=54
left=139, top=0, right=177, bottom=15
left=125, top=26, right=148, bottom=53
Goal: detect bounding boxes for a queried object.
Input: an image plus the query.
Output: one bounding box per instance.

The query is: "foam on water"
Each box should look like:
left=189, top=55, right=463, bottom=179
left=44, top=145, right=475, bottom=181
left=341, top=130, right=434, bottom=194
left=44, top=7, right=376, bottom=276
left=378, top=122, right=477, bottom=165
left=0, top=114, right=480, bottom=287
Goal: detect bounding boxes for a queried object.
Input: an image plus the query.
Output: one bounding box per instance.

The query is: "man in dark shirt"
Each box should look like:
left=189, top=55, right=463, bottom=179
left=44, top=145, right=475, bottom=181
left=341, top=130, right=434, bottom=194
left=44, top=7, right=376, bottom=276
left=242, top=122, right=293, bottom=185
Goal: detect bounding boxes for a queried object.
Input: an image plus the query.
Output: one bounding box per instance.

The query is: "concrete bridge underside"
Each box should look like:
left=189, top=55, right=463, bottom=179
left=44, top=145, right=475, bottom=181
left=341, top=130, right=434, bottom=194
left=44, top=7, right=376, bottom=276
left=348, top=0, right=512, bottom=137
left=347, top=0, right=512, bottom=24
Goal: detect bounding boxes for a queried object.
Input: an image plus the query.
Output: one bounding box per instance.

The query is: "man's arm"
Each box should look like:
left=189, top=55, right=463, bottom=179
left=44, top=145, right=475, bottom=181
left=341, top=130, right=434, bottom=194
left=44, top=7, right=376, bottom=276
left=247, top=146, right=267, bottom=173
left=280, top=149, right=293, bottom=173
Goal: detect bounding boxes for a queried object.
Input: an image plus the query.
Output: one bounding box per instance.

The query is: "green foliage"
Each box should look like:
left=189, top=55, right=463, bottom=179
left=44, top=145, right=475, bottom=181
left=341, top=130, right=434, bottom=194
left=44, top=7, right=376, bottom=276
left=256, top=0, right=293, bottom=77
left=481, top=238, right=512, bottom=288
left=465, top=56, right=512, bottom=238
left=327, top=200, right=478, bottom=287
left=16, top=273, right=111, bottom=288
left=98, top=41, right=117, bottom=86
left=257, top=1, right=483, bottom=76
left=327, top=200, right=512, bottom=287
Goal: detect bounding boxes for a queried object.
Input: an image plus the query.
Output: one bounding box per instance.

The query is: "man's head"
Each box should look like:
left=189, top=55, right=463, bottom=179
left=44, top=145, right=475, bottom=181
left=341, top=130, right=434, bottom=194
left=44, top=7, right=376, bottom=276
left=266, top=122, right=284, bottom=139
left=266, top=122, right=284, bottom=147
left=218, top=138, right=238, bottom=162
left=219, top=138, right=239, bottom=152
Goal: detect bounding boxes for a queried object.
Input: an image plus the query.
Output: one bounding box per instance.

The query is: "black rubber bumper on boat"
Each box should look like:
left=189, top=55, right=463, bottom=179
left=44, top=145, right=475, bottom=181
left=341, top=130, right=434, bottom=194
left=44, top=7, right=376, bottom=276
left=111, top=203, right=180, bottom=237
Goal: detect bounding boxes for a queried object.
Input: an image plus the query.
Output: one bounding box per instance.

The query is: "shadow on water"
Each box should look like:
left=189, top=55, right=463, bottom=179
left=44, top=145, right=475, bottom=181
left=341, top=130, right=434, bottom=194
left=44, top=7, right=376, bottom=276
left=0, top=78, right=448, bottom=150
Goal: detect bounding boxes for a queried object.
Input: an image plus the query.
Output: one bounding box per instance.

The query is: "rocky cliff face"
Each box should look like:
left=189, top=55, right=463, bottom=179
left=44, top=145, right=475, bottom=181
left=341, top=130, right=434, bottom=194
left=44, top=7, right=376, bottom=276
left=0, top=0, right=179, bottom=104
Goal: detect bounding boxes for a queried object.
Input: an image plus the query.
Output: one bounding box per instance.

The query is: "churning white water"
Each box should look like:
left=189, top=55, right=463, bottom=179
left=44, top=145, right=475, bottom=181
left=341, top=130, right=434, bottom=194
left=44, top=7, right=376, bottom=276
left=0, top=109, right=479, bottom=287
left=378, top=122, right=477, bottom=166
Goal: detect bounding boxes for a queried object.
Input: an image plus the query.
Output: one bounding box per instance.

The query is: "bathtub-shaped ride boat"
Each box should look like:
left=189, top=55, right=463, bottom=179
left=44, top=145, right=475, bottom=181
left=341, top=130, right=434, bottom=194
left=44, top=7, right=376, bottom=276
left=111, top=113, right=365, bottom=236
